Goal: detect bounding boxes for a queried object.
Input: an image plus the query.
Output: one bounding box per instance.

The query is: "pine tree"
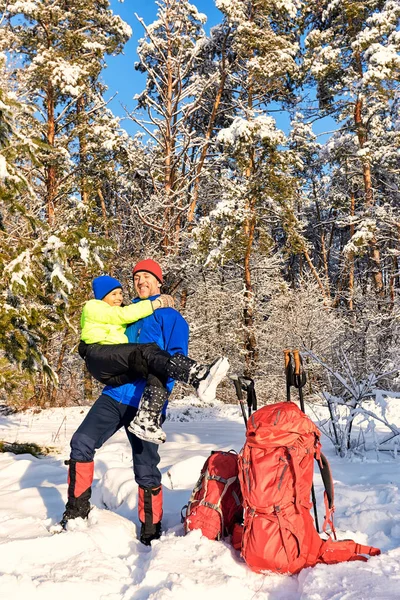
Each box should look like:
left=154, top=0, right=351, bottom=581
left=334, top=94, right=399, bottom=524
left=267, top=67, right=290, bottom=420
left=129, top=0, right=220, bottom=253
left=192, top=0, right=302, bottom=376
left=303, top=0, right=400, bottom=300
left=0, top=0, right=131, bottom=404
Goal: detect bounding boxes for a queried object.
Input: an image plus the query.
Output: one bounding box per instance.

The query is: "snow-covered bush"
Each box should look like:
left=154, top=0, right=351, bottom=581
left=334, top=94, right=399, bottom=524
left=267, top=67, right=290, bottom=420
left=308, top=350, right=400, bottom=458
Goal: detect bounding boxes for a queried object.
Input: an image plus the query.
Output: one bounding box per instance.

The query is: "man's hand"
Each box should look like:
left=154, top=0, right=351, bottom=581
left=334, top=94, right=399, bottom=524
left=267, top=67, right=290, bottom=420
left=152, top=295, right=175, bottom=310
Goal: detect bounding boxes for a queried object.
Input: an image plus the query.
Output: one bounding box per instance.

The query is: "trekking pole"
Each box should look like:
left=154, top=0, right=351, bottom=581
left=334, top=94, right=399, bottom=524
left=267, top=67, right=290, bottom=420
left=284, top=349, right=293, bottom=401
left=243, top=377, right=257, bottom=420
left=292, top=350, right=320, bottom=532
left=293, top=350, right=307, bottom=412
left=230, top=375, right=248, bottom=427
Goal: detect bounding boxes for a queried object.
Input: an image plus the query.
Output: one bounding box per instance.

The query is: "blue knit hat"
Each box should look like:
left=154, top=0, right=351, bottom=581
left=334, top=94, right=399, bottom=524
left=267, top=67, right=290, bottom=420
left=92, top=275, right=122, bottom=300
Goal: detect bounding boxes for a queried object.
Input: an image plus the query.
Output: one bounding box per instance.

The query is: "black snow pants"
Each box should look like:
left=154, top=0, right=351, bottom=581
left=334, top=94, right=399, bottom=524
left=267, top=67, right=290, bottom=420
left=78, top=341, right=171, bottom=389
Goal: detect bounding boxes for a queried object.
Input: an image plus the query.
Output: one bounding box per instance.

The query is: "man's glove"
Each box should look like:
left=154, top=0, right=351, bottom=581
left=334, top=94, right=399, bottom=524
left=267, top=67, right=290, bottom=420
left=152, top=294, right=174, bottom=310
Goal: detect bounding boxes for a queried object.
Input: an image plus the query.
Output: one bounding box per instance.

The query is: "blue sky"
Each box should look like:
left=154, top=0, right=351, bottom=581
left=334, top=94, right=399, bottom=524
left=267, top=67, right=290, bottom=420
left=105, top=0, right=335, bottom=141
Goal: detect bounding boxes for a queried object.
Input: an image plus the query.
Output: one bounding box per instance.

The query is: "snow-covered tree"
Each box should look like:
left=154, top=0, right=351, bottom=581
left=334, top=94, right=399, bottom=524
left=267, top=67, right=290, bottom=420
left=129, top=0, right=231, bottom=254
left=0, top=0, right=131, bottom=404
left=191, top=0, right=303, bottom=376
left=304, top=0, right=400, bottom=299
left=1, top=0, right=131, bottom=223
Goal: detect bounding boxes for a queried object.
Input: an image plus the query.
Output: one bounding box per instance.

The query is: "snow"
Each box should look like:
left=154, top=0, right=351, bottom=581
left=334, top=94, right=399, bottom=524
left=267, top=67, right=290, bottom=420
left=364, top=43, right=400, bottom=83
left=8, top=1, right=38, bottom=15
left=217, top=116, right=286, bottom=147
left=41, top=236, right=73, bottom=294
left=78, top=238, right=90, bottom=265
left=42, top=235, right=65, bottom=253
left=344, top=219, right=376, bottom=257
left=4, top=249, right=32, bottom=289
left=277, top=0, right=301, bottom=19
left=50, top=263, right=73, bottom=294
left=52, top=61, right=88, bottom=98
left=1, top=396, right=400, bottom=599
left=0, top=154, right=9, bottom=180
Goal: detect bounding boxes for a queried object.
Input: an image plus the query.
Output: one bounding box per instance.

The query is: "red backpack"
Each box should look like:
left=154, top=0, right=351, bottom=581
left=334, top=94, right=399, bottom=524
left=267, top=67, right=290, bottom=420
left=183, top=450, right=243, bottom=540
left=238, top=402, right=380, bottom=574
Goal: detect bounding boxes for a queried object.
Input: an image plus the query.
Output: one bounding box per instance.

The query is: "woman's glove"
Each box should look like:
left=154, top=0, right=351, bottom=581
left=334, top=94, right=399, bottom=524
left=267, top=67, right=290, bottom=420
left=152, top=294, right=175, bottom=310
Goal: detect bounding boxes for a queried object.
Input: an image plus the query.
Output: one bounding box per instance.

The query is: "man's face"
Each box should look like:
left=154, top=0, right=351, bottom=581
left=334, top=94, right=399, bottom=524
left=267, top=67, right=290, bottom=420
left=134, top=271, right=161, bottom=299
left=102, top=288, right=123, bottom=307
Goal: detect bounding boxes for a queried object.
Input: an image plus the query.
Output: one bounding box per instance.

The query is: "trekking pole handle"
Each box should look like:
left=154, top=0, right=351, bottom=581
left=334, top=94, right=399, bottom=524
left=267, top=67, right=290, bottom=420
left=293, top=350, right=301, bottom=376
left=284, top=349, right=291, bottom=371
left=293, top=349, right=306, bottom=389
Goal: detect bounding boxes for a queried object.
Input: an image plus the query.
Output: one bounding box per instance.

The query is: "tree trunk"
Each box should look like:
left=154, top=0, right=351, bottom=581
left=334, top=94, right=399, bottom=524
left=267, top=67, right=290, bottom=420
left=389, top=255, right=397, bottom=310
left=313, top=185, right=330, bottom=295
left=243, top=92, right=258, bottom=376
left=187, top=31, right=230, bottom=223
left=302, top=247, right=329, bottom=299
left=83, top=366, right=94, bottom=403
left=97, top=187, right=109, bottom=238
left=49, top=330, right=69, bottom=406
left=46, top=80, right=56, bottom=225
left=162, top=13, right=175, bottom=252
left=348, top=192, right=355, bottom=311
left=243, top=204, right=258, bottom=376
left=77, top=95, right=89, bottom=205
left=353, top=79, right=384, bottom=296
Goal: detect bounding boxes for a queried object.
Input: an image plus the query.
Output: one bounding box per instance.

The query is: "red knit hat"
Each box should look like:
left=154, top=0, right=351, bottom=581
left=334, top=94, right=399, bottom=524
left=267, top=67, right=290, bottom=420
left=132, top=259, right=163, bottom=284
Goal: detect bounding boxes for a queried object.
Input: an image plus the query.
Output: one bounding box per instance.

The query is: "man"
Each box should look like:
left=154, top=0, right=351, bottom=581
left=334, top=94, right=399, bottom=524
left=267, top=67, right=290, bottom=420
left=61, top=259, right=190, bottom=545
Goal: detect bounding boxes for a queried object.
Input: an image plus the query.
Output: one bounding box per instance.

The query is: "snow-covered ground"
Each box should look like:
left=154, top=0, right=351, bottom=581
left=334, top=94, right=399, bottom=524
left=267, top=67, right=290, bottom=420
left=1, top=396, right=400, bottom=600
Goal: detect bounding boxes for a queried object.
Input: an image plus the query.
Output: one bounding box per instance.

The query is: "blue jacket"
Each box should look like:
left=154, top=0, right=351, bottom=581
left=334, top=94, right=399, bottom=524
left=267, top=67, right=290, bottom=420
left=103, top=294, right=189, bottom=409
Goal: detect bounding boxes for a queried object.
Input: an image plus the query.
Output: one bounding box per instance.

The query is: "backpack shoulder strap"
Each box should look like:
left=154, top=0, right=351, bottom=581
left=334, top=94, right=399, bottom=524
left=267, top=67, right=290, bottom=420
left=316, top=452, right=336, bottom=537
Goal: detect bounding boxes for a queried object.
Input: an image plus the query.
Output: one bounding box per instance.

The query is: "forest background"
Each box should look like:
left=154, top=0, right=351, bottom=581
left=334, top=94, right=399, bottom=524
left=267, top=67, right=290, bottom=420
left=1, top=0, right=400, bottom=410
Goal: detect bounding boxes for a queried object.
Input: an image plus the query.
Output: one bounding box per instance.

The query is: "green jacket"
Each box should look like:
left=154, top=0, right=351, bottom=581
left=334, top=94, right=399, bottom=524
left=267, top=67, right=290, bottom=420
left=80, top=298, right=153, bottom=344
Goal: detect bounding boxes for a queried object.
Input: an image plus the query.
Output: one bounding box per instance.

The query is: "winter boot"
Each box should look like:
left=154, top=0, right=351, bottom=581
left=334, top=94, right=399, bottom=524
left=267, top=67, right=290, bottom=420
left=138, top=485, right=163, bottom=546
left=165, top=355, right=230, bottom=402
left=60, top=496, right=91, bottom=529
left=60, top=459, right=94, bottom=529
left=128, top=385, right=168, bottom=444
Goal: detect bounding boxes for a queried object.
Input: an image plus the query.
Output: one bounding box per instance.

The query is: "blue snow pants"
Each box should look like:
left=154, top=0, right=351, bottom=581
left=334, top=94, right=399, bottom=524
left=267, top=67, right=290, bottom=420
left=70, top=393, right=162, bottom=488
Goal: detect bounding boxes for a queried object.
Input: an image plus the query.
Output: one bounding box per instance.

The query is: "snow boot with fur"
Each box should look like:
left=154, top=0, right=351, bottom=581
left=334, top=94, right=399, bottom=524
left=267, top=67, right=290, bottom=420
left=166, top=354, right=230, bottom=402
left=128, top=385, right=167, bottom=444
